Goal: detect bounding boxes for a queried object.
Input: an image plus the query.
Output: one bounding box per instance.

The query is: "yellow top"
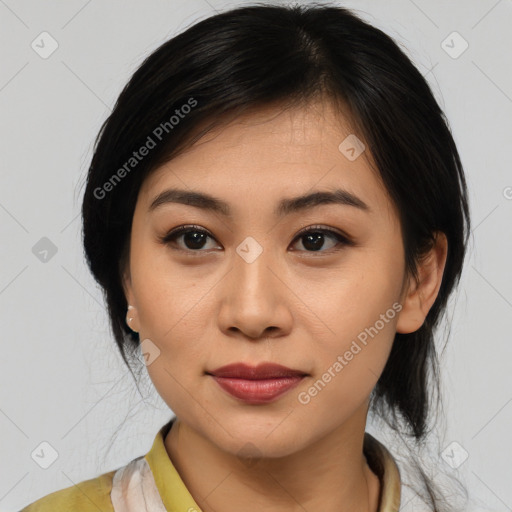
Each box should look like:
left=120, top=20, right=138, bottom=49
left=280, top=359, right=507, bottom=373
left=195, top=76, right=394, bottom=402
left=20, top=420, right=401, bottom=511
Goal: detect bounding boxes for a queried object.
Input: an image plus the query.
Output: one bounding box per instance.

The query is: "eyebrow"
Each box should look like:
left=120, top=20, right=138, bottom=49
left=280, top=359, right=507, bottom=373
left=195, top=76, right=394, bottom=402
left=148, top=187, right=370, bottom=217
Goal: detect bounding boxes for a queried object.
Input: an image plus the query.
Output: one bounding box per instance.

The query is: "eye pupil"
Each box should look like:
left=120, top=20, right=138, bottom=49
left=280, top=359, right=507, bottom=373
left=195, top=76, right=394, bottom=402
left=184, top=231, right=207, bottom=249
left=302, top=232, right=324, bottom=251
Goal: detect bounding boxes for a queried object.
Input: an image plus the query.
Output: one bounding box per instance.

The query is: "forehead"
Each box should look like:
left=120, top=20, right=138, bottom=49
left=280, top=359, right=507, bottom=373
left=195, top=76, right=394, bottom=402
left=139, top=100, right=392, bottom=217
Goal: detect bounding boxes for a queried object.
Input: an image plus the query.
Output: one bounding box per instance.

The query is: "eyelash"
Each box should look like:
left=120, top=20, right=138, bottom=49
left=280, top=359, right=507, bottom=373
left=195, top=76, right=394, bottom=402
left=159, top=224, right=354, bottom=255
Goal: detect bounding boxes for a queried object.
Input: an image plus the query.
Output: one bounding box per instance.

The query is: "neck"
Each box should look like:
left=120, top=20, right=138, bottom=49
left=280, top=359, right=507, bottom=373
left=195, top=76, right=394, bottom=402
left=164, top=409, right=381, bottom=512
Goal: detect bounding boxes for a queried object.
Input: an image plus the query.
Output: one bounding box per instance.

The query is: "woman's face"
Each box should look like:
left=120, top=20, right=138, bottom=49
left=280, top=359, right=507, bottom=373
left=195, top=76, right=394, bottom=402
left=123, top=100, right=414, bottom=458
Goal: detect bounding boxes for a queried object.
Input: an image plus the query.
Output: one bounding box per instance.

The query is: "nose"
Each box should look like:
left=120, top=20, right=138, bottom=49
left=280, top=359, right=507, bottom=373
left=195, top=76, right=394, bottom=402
left=216, top=243, right=293, bottom=342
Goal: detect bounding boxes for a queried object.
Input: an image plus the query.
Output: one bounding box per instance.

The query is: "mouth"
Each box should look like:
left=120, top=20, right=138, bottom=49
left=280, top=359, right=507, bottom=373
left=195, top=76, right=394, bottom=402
left=206, top=363, right=308, bottom=404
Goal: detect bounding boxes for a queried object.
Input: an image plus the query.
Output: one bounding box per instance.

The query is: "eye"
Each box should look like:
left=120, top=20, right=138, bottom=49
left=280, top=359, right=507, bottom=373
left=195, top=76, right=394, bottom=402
left=290, top=225, right=353, bottom=253
left=159, top=225, right=219, bottom=252
left=159, top=224, right=353, bottom=254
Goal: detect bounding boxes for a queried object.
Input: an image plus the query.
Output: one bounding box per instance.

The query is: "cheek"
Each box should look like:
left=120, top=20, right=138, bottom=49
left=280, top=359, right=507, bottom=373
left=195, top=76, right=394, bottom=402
left=310, top=248, right=403, bottom=339
left=302, top=309, right=398, bottom=418
left=306, top=245, right=403, bottom=389
left=145, top=360, right=197, bottom=423
left=131, top=242, right=202, bottom=337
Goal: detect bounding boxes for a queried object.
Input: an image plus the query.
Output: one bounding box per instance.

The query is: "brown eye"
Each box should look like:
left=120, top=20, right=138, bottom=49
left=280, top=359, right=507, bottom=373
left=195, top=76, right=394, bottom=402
left=160, top=225, right=219, bottom=252
left=160, top=224, right=353, bottom=255
left=290, top=226, right=353, bottom=253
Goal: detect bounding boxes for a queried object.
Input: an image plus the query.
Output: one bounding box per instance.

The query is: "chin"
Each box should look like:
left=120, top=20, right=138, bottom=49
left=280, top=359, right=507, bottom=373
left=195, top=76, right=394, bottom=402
left=201, top=413, right=308, bottom=460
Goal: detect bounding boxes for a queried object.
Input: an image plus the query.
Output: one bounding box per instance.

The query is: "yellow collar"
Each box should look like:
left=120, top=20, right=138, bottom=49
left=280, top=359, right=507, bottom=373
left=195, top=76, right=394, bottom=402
left=144, top=420, right=401, bottom=512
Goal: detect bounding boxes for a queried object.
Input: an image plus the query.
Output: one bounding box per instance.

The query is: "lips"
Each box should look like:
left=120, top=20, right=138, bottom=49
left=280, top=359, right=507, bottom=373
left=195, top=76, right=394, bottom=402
left=209, top=362, right=307, bottom=379
left=207, top=363, right=307, bottom=404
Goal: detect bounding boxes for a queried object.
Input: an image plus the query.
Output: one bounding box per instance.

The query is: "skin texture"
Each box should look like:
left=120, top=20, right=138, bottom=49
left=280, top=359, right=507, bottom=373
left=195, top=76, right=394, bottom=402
left=122, top=99, right=448, bottom=512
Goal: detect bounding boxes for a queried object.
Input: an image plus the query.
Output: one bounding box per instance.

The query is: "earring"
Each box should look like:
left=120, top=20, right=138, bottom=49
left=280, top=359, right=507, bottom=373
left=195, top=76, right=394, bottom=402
left=126, top=305, right=138, bottom=333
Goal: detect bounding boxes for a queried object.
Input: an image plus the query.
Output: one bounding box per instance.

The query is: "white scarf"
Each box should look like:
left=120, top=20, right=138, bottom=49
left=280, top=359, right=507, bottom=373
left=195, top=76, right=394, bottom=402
left=110, top=456, right=168, bottom=511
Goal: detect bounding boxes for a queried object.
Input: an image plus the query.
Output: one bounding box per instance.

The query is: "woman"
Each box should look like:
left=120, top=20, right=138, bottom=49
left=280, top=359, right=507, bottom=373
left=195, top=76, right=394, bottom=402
left=21, top=2, right=471, bottom=511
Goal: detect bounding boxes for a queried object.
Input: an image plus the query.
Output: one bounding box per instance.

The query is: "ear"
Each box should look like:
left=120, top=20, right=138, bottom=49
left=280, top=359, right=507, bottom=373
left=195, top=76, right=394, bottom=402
left=121, top=266, right=140, bottom=333
left=122, top=267, right=135, bottom=306
left=396, top=232, right=448, bottom=334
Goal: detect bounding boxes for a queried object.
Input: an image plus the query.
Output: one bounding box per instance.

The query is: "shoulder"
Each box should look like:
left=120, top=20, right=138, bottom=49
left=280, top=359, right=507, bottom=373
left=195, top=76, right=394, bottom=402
left=19, top=469, right=116, bottom=511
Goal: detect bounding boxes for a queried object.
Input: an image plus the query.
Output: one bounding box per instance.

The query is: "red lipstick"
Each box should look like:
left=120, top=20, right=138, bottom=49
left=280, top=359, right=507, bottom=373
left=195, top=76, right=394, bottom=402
left=207, top=363, right=306, bottom=404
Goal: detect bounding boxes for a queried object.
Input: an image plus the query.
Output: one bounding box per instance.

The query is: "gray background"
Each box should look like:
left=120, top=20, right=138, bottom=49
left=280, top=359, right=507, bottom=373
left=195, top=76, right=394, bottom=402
left=0, top=0, right=511, bottom=510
